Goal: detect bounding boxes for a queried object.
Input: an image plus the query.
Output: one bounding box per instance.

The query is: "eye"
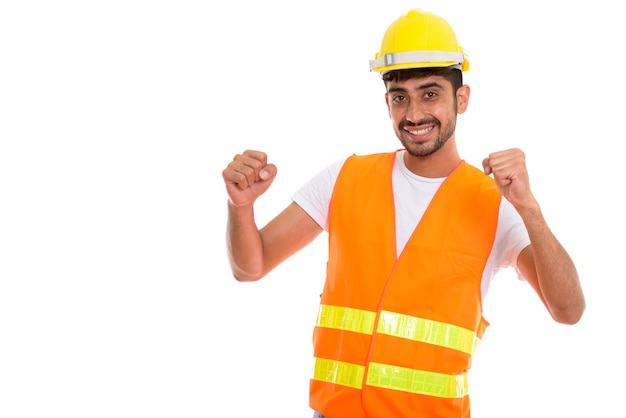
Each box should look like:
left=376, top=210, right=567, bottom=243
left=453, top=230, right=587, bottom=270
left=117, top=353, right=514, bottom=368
left=392, top=94, right=406, bottom=103
left=424, top=91, right=437, bottom=99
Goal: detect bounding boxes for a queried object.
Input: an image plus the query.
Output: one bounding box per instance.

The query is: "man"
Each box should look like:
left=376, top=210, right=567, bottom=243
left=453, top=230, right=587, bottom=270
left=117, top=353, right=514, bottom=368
left=222, top=8, right=585, bottom=418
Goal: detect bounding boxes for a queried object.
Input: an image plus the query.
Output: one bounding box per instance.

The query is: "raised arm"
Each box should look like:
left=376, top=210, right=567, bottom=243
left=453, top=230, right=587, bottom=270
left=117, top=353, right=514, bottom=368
left=483, top=148, right=586, bottom=324
left=222, top=150, right=322, bottom=282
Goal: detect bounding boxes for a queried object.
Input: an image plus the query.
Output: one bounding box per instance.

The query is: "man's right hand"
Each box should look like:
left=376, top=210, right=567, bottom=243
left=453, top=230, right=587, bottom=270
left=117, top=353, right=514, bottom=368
left=222, top=150, right=277, bottom=207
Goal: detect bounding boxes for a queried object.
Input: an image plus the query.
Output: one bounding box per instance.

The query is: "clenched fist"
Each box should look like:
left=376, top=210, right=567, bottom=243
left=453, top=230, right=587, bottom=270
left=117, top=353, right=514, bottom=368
left=222, top=150, right=277, bottom=207
left=482, top=148, right=537, bottom=211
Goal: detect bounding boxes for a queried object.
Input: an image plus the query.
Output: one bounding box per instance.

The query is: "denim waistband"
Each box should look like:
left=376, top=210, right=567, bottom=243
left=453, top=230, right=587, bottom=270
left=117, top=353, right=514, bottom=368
left=312, top=412, right=324, bottom=418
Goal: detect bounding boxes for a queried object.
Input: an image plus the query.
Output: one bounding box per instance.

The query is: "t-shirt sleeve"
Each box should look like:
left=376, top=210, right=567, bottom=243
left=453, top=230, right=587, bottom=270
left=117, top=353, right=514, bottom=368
left=291, top=158, right=346, bottom=231
left=496, top=199, right=531, bottom=280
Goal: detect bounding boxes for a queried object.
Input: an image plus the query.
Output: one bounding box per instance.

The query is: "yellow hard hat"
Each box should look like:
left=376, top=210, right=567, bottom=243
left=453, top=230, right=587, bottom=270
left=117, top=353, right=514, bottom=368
left=369, top=9, right=469, bottom=73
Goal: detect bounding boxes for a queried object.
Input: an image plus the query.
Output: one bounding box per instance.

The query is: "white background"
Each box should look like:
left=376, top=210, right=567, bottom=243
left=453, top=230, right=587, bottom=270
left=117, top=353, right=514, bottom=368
left=1, top=0, right=624, bottom=417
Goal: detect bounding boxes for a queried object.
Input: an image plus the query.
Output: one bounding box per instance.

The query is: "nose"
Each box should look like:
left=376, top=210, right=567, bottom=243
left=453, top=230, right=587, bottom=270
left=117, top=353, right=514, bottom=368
left=405, top=98, right=425, bottom=124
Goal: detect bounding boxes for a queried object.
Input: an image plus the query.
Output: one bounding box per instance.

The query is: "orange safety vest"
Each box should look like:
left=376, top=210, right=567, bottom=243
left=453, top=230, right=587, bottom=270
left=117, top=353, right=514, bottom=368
left=310, top=152, right=501, bottom=418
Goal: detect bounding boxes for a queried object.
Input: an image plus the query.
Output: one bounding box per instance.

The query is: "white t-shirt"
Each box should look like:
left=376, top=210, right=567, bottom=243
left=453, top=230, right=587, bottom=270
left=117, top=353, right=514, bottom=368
left=291, top=150, right=531, bottom=301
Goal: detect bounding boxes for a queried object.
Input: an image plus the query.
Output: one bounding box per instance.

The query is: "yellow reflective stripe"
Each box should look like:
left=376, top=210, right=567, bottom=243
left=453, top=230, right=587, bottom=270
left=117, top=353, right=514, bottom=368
left=316, top=306, right=480, bottom=354
left=316, top=305, right=376, bottom=335
left=367, top=362, right=468, bottom=398
left=377, top=310, right=480, bottom=355
left=312, top=358, right=468, bottom=398
left=312, top=357, right=364, bottom=390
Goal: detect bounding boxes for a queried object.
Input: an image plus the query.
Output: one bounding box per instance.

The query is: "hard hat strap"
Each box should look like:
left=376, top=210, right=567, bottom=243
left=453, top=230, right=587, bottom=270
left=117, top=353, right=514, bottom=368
left=369, top=50, right=465, bottom=71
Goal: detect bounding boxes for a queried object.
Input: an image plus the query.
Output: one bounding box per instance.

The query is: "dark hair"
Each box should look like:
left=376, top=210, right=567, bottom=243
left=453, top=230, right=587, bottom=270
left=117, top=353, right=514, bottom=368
left=382, top=66, right=463, bottom=93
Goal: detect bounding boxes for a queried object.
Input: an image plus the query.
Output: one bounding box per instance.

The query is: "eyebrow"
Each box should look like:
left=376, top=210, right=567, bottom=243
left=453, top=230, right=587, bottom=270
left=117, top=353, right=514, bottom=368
left=387, top=81, right=444, bottom=94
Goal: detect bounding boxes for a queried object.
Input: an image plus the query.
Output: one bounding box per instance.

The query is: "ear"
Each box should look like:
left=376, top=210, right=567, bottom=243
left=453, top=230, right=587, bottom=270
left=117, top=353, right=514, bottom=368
left=384, top=93, right=391, bottom=117
left=456, top=84, right=470, bottom=114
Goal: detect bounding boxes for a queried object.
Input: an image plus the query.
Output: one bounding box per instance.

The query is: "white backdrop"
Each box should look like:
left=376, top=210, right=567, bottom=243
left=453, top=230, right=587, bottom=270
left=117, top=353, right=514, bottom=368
left=1, top=0, right=624, bottom=417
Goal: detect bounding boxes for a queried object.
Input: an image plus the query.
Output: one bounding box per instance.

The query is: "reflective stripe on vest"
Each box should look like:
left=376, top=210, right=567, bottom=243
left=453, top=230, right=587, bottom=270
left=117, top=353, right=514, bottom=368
left=316, top=304, right=376, bottom=335
left=316, top=304, right=481, bottom=355
left=312, top=357, right=469, bottom=398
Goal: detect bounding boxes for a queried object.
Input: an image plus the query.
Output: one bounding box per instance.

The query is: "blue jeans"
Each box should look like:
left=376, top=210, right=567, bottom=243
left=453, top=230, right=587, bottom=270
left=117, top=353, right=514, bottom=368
left=312, top=412, right=324, bottom=418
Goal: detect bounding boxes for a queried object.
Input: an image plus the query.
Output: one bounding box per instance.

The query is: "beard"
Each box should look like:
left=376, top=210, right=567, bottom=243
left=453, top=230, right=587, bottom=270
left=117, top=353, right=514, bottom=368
left=398, top=117, right=456, bottom=158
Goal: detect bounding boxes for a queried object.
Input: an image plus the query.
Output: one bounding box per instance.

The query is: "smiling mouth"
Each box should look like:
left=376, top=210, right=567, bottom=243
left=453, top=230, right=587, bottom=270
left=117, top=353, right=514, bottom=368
left=405, top=125, right=434, bottom=136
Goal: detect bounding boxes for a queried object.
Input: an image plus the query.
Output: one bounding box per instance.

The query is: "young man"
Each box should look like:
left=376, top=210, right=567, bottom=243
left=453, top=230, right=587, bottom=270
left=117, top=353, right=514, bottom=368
left=222, top=9, right=585, bottom=418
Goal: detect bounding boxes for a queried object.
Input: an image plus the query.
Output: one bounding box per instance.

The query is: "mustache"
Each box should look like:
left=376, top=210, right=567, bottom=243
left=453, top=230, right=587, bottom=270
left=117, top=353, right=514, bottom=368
left=400, top=118, right=440, bottom=129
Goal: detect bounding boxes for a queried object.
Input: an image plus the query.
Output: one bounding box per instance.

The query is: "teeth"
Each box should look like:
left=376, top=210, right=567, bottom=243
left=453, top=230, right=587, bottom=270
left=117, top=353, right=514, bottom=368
left=408, top=126, right=432, bottom=135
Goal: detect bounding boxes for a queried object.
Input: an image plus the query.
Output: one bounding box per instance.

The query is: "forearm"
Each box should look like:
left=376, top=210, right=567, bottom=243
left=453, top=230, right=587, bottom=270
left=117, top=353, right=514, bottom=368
left=519, top=204, right=586, bottom=324
left=226, top=200, right=265, bottom=282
